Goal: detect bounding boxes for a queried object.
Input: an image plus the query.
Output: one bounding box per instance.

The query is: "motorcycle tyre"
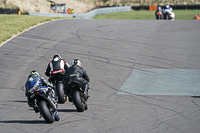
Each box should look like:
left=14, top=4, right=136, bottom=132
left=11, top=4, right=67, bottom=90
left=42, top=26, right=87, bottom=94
left=73, top=91, right=84, bottom=112
left=39, top=100, right=55, bottom=123
left=56, top=82, right=65, bottom=104
left=157, top=15, right=161, bottom=20
left=166, top=14, right=169, bottom=20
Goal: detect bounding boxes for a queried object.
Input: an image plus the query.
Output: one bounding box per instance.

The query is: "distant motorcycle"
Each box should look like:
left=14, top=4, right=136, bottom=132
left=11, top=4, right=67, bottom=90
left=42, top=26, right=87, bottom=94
left=163, top=8, right=175, bottom=20
left=65, top=75, right=88, bottom=112
left=156, top=11, right=163, bottom=20
left=28, top=86, right=59, bottom=123
left=50, top=70, right=66, bottom=103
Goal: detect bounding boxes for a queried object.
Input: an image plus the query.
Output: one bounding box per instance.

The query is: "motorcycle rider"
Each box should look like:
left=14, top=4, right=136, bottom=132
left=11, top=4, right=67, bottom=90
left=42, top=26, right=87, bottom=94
left=155, top=6, right=163, bottom=20
left=45, top=54, right=70, bottom=87
left=25, top=70, right=57, bottom=113
left=64, top=59, right=90, bottom=101
left=163, top=4, right=172, bottom=20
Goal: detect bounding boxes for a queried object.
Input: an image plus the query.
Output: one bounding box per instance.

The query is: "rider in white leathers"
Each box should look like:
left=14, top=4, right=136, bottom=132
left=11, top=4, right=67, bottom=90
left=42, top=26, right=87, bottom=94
left=163, top=4, right=175, bottom=20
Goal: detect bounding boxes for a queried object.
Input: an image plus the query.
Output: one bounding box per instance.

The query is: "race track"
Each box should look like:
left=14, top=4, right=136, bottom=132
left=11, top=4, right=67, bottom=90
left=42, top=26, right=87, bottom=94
left=0, top=19, right=200, bottom=133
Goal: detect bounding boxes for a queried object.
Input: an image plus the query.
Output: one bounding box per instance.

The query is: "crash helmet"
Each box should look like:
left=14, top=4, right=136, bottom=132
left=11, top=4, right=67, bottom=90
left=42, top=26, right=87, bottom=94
left=53, top=54, right=62, bottom=60
left=165, top=4, right=170, bottom=9
left=30, top=70, right=40, bottom=77
left=72, top=59, right=81, bottom=67
left=158, top=6, right=162, bottom=11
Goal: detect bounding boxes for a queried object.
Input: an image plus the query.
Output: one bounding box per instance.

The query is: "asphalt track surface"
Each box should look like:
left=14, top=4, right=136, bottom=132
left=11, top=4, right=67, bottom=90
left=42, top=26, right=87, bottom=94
left=0, top=19, right=200, bottom=133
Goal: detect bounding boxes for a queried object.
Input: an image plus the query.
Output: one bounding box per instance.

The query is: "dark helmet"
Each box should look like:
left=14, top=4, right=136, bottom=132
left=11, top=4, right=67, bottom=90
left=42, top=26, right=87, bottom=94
left=72, top=59, right=81, bottom=67
left=53, top=54, right=62, bottom=60
left=30, top=70, right=40, bottom=77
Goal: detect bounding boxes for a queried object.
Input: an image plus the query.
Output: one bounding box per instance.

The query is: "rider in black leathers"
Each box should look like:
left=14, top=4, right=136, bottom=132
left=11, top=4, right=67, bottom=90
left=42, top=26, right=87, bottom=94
left=64, top=59, right=90, bottom=100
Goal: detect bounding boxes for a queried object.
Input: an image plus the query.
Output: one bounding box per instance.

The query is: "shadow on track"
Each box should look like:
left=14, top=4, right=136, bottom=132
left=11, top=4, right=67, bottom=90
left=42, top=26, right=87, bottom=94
left=191, top=96, right=200, bottom=98
left=13, top=100, right=27, bottom=103
left=57, top=109, right=77, bottom=112
left=0, top=120, right=45, bottom=124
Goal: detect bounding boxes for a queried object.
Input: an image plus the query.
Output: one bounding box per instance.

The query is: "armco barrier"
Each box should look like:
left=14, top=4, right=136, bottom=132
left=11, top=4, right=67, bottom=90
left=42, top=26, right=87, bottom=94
left=29, top=6, right=131, bottom=19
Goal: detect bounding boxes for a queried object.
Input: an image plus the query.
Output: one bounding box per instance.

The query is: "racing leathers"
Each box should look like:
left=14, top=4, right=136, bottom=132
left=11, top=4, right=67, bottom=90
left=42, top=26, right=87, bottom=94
left=155, top=7, right=163, bottom=20
left=45, top=57, right=69, bottom=85
left=64, top=64, right=90, bottom=99
left=25, top=74, right=55, bottom=113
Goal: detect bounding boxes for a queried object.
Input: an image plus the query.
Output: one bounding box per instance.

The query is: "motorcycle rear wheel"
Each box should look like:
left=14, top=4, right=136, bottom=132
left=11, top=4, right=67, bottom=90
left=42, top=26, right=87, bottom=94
left=56, top=82, right=65, bottom=103
left=39, top=100, right=55, bottom=123
left=73, top=91, right=84, bottom=112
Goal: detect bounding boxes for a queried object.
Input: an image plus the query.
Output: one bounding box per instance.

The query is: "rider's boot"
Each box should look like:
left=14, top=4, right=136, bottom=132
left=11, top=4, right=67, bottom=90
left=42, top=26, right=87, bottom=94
left=68, top=93, right=73, bottom=102
left=84, top=83, right=90, bottom=100
left=28, top=98, right=39, bottom=113
left=65, top=90, right=73, bottom=102
left=33, top=106, right=39, bottom=113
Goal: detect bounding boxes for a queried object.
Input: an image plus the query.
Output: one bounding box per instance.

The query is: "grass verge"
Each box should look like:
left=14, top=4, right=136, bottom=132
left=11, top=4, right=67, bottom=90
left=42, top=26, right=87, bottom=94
left=0, top=15, right=68, bottom=46
left=93, top=10, right=200, bottom=20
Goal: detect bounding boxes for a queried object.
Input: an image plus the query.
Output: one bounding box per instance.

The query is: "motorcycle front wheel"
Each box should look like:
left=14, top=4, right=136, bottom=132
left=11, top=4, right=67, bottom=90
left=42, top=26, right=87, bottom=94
left=158, top=15, right=161, bottom=20
left=39, top=100, right=55, bottom=123
left=165, top=14, right=169, bottom=20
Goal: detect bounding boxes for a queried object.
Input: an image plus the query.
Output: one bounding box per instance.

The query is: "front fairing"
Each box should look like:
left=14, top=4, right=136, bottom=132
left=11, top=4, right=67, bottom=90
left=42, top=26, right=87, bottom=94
left=163, top=9, right=171, bottom=15
left=157, top=11, right=163, bottom=16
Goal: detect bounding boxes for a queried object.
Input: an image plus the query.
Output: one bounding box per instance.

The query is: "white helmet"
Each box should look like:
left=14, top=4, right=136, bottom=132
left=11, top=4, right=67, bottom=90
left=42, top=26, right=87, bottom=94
left=158, top=6, right=161, bottom=11
left=53, top=54, right=62, bottom=61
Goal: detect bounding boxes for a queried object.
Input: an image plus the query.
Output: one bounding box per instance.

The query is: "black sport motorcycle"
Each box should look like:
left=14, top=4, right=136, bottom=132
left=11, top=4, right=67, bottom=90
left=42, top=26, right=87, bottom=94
left=28, top=86, right=59, bottom=123
left=65, top=75, right=88, bottom=112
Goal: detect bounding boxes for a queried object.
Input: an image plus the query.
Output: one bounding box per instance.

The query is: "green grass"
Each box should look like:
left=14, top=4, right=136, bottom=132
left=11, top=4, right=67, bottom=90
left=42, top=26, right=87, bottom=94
left=93, top=10, right=200, bottom=20
left=0, top=15, right=67, bottom=45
